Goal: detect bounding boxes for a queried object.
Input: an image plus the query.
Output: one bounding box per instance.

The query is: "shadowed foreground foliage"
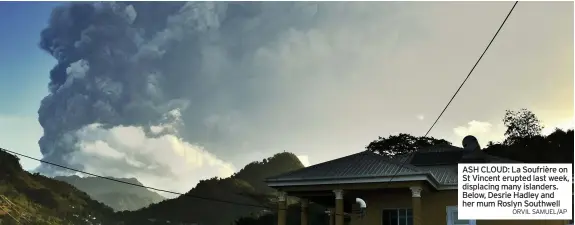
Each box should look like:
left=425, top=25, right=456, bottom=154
left=366, top=133, right=451, bottom=156
left=484, top=109, right=573, bottom=163
left=0, top=150, right=117, bottom=225
left=484, top=128, right=573, bottom=163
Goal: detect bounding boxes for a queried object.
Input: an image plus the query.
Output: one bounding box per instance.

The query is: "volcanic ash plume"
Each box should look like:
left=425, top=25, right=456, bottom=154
left=37, top=1, right=416, bottom=192
left=37, top=2, right=236, bottom=192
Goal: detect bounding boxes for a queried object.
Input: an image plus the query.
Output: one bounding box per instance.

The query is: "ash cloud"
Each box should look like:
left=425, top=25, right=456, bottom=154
left=36, top=1, right=430, bottom=190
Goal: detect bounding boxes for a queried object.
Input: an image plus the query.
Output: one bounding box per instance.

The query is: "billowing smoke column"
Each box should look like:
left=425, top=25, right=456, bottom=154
left=37, top=1, right=411, bottom=192
left=38, top=2, right=195, bottom=171
left=37, top=1, right=328, bottom=191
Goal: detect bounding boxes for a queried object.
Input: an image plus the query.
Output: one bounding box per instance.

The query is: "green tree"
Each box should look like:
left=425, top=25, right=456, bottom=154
left=484, top=109, right=573, bottom=163
left=366, top=133, right=451, bottom=156
left=484, top=128, right=573, bottom=163
left=502, top=109, right=543, bottom=145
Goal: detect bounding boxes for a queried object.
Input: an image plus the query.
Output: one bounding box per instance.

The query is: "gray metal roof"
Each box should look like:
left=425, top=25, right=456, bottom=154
left=266, top=145, right=522, bottom=187
left=419, top=165, right=458, bottom=184
left=266, top=151, right=422, bottom=182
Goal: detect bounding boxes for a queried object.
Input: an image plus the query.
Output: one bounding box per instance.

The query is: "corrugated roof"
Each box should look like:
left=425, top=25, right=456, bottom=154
left=418, top=165, right=458, bottom=184
left=266, top=151, right=423, bottom=182
left=266, top=145, right=522, bottom=186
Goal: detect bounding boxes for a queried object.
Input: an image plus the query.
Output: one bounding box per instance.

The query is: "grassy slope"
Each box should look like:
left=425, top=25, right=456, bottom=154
left=0, top=151, right=117, bottom=225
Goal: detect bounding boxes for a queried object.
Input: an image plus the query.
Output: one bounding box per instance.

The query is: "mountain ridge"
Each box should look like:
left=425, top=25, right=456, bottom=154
left=119, top=152, right=305, bottom=225
left=0, top=150, right=306, bottom=225
left=0, top=150, right=117, bottom=224
left=53, top=175, right=165, bottom=212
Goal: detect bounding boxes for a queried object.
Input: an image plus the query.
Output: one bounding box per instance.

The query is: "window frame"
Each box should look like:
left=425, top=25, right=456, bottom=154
left=381, top=208, right=413, bottom=225
left=446, top=206, right=476, bottom=225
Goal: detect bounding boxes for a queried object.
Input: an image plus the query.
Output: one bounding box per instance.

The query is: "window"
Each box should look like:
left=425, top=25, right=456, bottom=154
left=446, top=206, right=476, bottom=225
left=382, top=208, right=413, bottom=225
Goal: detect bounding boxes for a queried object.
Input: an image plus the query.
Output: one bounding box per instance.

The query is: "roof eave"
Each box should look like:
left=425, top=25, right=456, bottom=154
left=266, top=173, right=455, bottom=190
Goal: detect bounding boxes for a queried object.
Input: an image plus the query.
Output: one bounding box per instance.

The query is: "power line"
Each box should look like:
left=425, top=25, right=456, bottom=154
left=0, top=2, right=519, bottom=220
left=0, top=147, right=354, bottom=217
left=1, top=147, right=354, bottom=217
left=423, top=1, right=518, bottom=137
left=0, top=147, right=272, bottom=210
left=388, top=1, right=519, bottom=182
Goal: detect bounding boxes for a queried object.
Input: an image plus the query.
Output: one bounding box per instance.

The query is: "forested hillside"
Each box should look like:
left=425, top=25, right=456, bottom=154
left=120, top=152, right=306, bottom=225
left=0, top=150, right=117, bottom=225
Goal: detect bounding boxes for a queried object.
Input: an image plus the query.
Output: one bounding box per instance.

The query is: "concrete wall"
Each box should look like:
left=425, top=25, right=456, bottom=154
left=349, top=189, right=569, bottom=225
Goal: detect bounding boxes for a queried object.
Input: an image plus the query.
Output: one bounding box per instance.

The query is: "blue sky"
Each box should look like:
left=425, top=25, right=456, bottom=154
left=0, top=2, right=61, bottom=169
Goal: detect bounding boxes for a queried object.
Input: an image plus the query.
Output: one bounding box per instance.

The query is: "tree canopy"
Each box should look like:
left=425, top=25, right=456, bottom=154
left=484, top=109, right=572, bottom=163
left=366, top=133, right=451, bottom=156
left=502, top=108, right=544, bottom=145
left=363, top=109, right=572, bottom=164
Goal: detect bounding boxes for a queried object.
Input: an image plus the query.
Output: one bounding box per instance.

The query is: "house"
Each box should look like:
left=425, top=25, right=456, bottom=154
left=265, top=136, right=571, bottom=225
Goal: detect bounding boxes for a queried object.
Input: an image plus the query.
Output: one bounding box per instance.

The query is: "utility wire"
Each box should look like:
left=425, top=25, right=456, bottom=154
left=0, top=147, right=351, bottom=217
left=423, top=1, right=518, bottom=137
left=388, top=1, right=519, bottom=183
left=0, top=147, right=271, bottom=210
left=0, top=2, right=518, bottom=219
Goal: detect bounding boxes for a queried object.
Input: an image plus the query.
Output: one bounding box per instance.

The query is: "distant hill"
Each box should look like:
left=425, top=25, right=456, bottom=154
left=120, top=152, right=305, bottom=225
left=0, top=150, right=306, bottom=225
left=0, top=150, right=117, bottom=225
left=53, top=176, right=165, bottom=212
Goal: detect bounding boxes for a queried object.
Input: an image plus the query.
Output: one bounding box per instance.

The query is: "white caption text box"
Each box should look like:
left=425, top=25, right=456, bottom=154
left=458, top=163, right=573, bottom=220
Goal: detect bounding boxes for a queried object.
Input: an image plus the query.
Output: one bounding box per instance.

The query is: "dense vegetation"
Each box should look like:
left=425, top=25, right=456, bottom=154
left=365, top=109, right=573, bottom=164
left=119, top=152, right=307, bottom=225
left=483, top=109, right=573, bottom=163
left=0, top=150, right=117, bottom=225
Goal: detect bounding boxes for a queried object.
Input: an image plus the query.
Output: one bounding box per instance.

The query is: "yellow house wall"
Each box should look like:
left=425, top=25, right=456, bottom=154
left=349, top=189, right=569, bottom=225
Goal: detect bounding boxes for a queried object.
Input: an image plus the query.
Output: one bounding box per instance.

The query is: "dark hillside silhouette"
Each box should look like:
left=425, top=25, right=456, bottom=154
left=119, top=152, right=305, bottom=225
left=0, top=150, right=117, bottom=225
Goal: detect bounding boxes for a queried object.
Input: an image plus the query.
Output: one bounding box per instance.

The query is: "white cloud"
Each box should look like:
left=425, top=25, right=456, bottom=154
left=453, top=118, right=574, bottom=148
left=452, top=120, right=505, bottom=147
left=296, top=155, right=311, bottom=167
left=69, top=123, right=236, bottom=197
left=454, top=120, right=492, bottom=136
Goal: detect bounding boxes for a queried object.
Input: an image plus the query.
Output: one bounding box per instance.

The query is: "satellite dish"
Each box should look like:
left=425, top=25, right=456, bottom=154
left=462, top=135, right=481, bottom=151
